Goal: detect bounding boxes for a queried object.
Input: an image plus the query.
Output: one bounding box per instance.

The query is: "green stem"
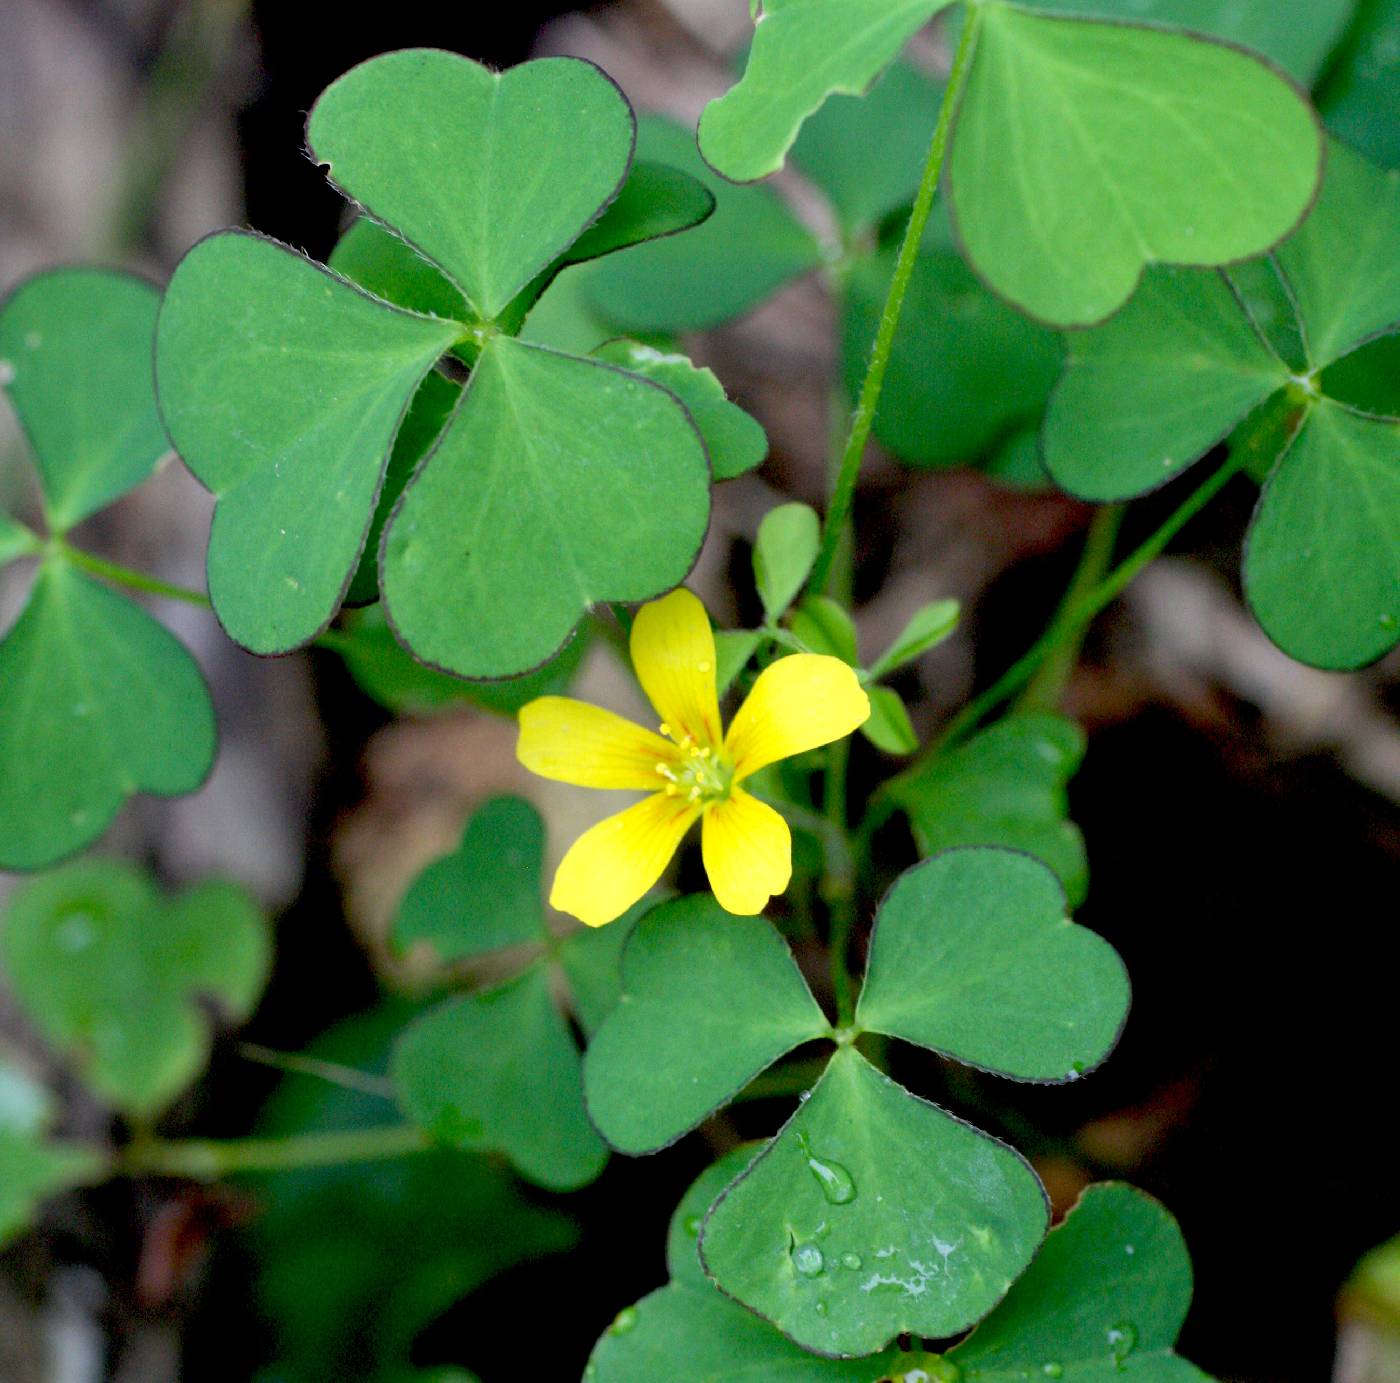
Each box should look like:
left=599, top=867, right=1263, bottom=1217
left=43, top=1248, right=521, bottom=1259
left=59, top=541, right=213, bottom=609
left=932, top=395, right=1297, bottom=752
left=118, top=1125, right=430, bottom=1181
left=806, top=4, right=984, bottom=596
left=1015, top=502, right=1124, bottom=713
left=235, top=1042, right=396, bottom=1100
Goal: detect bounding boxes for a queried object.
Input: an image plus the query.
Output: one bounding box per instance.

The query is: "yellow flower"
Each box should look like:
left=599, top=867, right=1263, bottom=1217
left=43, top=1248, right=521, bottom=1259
left=517, top=588, right=870, bottom=927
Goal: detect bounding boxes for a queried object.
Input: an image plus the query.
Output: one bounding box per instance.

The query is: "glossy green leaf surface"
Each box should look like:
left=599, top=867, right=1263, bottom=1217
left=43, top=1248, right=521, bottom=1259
left=0, top=268, right=169, bottom=530
left=333, top=606, right=588, bottom=718
left=594, top=340, right=768, bottom=481
left=754, top=502, right=821, bottom=621
left=1044, top=267, right=1288, bottom=500
left=857, top=850, right=1129, bottom=1082
left=866, top=598, right=960, bottom=680
left=700, top=1046, right=1048, bottom=1356
left=0, top=562, right=216, bottom=871
left=394, top=963, right=607, bottom=1190
left=345, top=369, right=460, bottom=605
left=566, top=161, right=716, bottom=266
left=1275, top=140, right=1400, bottom=368
left=697, top=0, right=954, bottom=184
left=844, top=225, right=1062, bottom=468
left=0, top=1056, right=105, bottom=1250
left=1037, top=0, right=1356, bottom=84
left=381, top=335, right=709, bottom=678
left=1, top=859, right=267, bottom=1116
left=393, top=796, right=546, bottom=963
left=308, top=51, right=635, bottom=320
left=156, top=231, right=459, bottom=653
left=887, top=713, right=1089, bottom=906
left=950, top=6, right=1323, bottom=325
left=948, top=1183, right=1210, bottom=1381
left=790, top=59, right=942, bottom=235
left=1244, top=399, right=1400, bottom=669
left=588, top=117, right=822, bottom=332
left=584, top=897, right=829, bottom=1154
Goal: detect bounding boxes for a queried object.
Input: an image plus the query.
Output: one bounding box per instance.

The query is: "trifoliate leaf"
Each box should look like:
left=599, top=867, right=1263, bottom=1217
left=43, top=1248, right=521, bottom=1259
left=583, top=897, right=830, bottom=1154
left=887, top=713, right=1089, bottom=906
left=948, top=1182, right=1212, bottom=1382
left=393, top=796, right=546, bottom=963
left=392, top=963, right=607, bottom=1190
left=700, top=1046, right=1049, bottom=1356
left=949, top=6, right=1323, bottom=325
left=0, top=562, right=216, bottom=871
left=594, top=340, right=768, bottom=481
left=0, top=268, right=169, bottom=530
left=856, top=849, right=1129, bottom=1083
left=1, top=859, right=268, bottom=1117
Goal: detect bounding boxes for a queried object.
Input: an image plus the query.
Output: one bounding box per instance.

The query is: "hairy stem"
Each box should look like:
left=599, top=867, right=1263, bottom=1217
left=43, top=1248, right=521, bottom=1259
left=118, top=1125, right=430, bottom=1181
left=807, top=5, right=984, bottom=596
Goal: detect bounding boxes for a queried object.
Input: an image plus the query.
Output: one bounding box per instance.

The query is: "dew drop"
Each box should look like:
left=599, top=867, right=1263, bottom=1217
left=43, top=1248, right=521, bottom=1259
left=814, top=1300, right=828, bottom=1316
left=1042, top=1364, right=1064, bottom=1379
left=609, top=1306, right=638, bottom=1336
left=840, top=1252, right=862, bottom=1270
left=55, top=910, right=96, bottom=952
left=791, top=1242, right=825, bottom=1277
left=798, top=1132, right=857, bottom=1204
left=1107, top=1320, right=1138, bottom=1369
left=683, top=1213, right=702, bottom=1238
left=1381, top=612, right=1397, bottom=631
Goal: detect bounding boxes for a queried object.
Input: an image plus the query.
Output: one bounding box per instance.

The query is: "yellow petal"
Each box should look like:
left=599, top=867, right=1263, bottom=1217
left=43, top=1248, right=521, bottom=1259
left=724, top=654, right=870, bottom=781
left=550, top=793, right=700, bottom=927
left=701, top=789, right=792, bottom=916
left=518, top=696, right=675, bottom=790
left=630, top=588, right=723, bottom=750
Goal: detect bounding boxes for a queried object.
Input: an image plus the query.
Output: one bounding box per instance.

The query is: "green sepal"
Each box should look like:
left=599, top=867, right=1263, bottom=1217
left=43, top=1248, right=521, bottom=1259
left=856, top=849, right=1130, bottom=1083
left=1, top=859, right=268, bottom=1118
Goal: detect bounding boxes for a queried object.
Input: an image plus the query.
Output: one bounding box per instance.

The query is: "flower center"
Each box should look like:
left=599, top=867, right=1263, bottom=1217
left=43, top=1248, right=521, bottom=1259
left=655, top=728, right=733, bottom=804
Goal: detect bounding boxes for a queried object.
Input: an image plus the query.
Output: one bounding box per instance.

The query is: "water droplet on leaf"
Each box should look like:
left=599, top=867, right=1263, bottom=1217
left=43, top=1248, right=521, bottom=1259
left=609, top=1306, right=638, bottom=1336
left=840, top=1252, right=862, bottom=1269
left=798, top=1132, right=857, bottom=1204
left=791, top=1242, right=825, bottom=1277
left=1107, top=1320, right=1138, bottom=1369
left=1042, top=1364, right=1064, bottom=1378
left=683, top=1214, right=702, bottom=1237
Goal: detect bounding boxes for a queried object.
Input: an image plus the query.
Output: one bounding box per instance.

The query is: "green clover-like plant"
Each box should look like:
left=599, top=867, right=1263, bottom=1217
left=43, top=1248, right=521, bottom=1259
left=0, top=1052, right=107, bottom=1250
left=588, top=1153, right=1210, bottom=1382
left=1045, top=139, right=1400, bottom=670
left=700, top=0, right=1323, bottom=326
left=389, top=795, right=645, bottom=1191
left=0, top=269, right=216, bottom=871
left=886, top=713, right=1089, bottom=905
left=583, top=848, right=1130, bottom=1355
left=1, top=859, right=269, bottom=1118
left=155, top=51, right=719, bottom=678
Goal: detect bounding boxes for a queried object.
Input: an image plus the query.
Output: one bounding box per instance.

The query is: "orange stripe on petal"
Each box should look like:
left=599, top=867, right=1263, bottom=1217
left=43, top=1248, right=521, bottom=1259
left=549, top=792, right=700, bottom=927
left=725, top=654, right=870, bottom=781
left=701, top=789, right=792, bottom=916
left=517, top=696, right=675, bottom=790
left=630, top=589, right=723, bottom=750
